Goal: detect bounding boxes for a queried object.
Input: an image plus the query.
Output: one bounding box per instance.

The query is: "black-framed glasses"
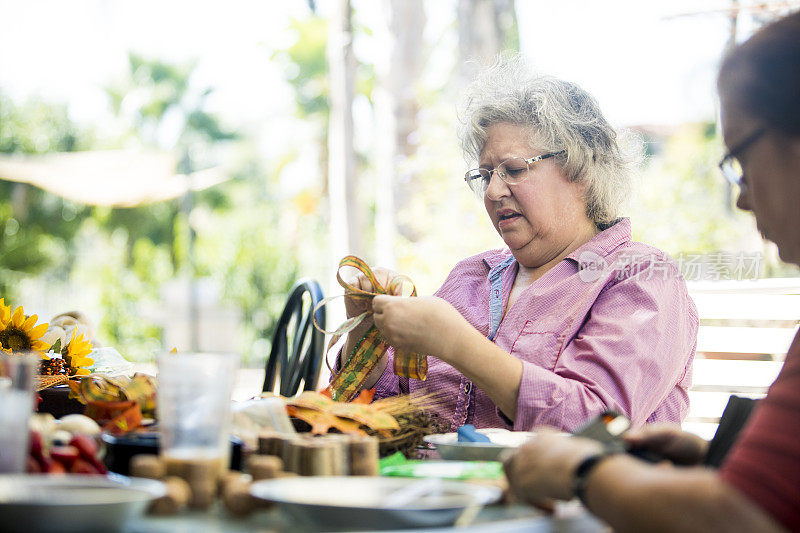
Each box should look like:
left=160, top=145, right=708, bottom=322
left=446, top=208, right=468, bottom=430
left=464, top=150, right=566, bottom=197
left=718, top=128, right=765, bottom=187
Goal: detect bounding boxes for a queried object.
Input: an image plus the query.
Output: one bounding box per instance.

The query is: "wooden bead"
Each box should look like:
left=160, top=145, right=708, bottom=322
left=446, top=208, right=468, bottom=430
left=188, top=479, right=217, bottom=510
left=257, top=431, right=287, bottom=457
left=319, top=434, right=352, bottom=475
left=222, top=477, right=260, bottom=516
left=148, top=476, right=190, bottom=515
left=218, top=470, right=250, bottom=495
left=297, top=441, right=337, bottom=476
left=159, top=455, right=223, bottom=510
left=348, top=436, right=379, bottom=476
left=130, top=454, right=165, bottom=480
left=247, top=455, right=284, bottom=481
left=281, top=438, right=303, bottom=474
left=164, top=456, right=222, bottom=484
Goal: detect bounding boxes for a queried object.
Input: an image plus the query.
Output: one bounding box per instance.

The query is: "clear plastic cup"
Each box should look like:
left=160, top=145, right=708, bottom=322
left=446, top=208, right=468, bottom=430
left=156, top=352, right=239, bottom=479
left=0, top=354, right=37, bottom=473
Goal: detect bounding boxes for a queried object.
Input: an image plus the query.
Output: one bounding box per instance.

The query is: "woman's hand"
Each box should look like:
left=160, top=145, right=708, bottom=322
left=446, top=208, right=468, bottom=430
left=371, top=295, right=473, bottom=361
left=343, top=267, right=399, bottom=319
left=623, top=424, right=709, bottom=466
left=339, top=267, right=400, bottom=385
left=503, top=430, right=604, bottom=507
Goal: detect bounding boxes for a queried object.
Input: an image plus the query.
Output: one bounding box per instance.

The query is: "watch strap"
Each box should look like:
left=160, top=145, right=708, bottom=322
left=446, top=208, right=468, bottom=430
left=572, top=451, right=617, bottom=508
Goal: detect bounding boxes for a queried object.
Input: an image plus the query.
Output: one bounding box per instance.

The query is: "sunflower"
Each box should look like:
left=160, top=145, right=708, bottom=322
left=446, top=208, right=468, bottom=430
left=0, top=298, right=11, bottom=327
left=0, top=303, right=50, bottom=354
left=63, top=327, right=94, bottom=376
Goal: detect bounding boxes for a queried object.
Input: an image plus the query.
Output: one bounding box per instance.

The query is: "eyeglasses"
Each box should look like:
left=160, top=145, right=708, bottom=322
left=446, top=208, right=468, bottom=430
left=718, top=128, right=765, bottom=187
left=464, top=150, right=566, bottom=197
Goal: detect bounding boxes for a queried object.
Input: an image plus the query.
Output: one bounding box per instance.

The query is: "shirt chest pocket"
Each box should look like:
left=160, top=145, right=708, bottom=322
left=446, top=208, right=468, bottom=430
left=509, top=322, right=561, bottom=371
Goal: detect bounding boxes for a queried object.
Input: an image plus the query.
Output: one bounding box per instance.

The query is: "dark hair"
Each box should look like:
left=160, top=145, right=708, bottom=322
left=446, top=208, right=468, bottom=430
left=718, top=11, right=800, bottom=136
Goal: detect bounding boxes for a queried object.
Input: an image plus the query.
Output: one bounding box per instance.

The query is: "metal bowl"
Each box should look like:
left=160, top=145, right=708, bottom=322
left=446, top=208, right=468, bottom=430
left=250, top=476, right=502, bottom=530
left=0, top=474, right=165, bottom=533
left=424, top=429, right=538, bottom=461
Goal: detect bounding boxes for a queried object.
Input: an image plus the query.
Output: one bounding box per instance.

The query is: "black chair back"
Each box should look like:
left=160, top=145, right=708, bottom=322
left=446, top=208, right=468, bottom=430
left=263, top=278, right=325, bottom=396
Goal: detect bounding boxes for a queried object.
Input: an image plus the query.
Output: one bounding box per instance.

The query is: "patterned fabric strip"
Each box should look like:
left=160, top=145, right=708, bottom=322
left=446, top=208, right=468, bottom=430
left=315, top=256, right=428, bottom=401
left=329, top=325, right=387, bottom=401
left=394, top=347, right=427, bottom=381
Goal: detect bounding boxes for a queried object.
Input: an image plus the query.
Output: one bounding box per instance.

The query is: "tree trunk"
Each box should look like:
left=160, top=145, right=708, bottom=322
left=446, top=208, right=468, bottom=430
left=456, top=0, right=518, bottom=86
left=327, top=0, right=360, bottom=271
left=375, top=0, right=426, bottom=266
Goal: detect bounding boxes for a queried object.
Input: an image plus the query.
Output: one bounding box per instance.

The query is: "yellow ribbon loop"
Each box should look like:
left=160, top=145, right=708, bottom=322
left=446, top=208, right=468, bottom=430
left=313, top=256, right=428, bottom=402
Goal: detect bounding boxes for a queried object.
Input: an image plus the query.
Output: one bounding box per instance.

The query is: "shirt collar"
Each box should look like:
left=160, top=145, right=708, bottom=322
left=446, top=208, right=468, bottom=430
left=483, top=250, right=515, bottom=270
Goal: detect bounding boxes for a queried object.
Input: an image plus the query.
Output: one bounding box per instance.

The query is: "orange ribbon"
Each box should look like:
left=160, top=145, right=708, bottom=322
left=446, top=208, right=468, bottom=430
left=313, top=256, right=428, bottom=401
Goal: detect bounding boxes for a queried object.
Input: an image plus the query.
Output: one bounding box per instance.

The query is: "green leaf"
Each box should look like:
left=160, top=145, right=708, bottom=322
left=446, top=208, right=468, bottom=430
left=50, top=338, right=62, bottom=353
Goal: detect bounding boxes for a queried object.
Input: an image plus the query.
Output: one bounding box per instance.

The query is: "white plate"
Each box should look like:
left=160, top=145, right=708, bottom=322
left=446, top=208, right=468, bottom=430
left=424, top=429, right=538, bottom=461
left=0, top=474, right=165, bottom=533
left=250, top=476, right=502, bottom=530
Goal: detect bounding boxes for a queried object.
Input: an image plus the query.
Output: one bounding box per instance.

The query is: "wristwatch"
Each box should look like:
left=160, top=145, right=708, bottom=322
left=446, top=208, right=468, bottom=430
left=572, top=450, right=617, bottom=508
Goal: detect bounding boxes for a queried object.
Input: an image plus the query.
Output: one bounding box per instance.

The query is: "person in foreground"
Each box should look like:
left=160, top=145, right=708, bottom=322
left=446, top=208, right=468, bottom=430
left=503, top=11, right=800, bottom=532
left=339, top=55, right=697, bottom=432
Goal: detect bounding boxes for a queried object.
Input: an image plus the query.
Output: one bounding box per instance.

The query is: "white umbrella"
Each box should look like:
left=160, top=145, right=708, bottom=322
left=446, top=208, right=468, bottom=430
left=0, top=149, right=230, bottom=206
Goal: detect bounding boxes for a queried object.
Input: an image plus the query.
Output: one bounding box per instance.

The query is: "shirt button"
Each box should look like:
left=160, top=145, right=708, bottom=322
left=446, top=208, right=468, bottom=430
left=464, top=382, right=472, bottom=395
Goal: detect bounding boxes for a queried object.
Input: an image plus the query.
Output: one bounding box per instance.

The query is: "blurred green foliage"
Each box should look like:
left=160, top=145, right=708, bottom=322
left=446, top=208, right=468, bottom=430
left=0, top=54, right=300, bottom=364
left=630, top=122, right=753, bottom=255
left=273, top=17, right=330, bottom=119
left=0, top=93, right=82, bottom=154
left=0, top=92, right=92, bottom=300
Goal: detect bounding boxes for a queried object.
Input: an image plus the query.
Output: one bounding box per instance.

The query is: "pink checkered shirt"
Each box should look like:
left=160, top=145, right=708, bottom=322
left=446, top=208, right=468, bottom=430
left=370, top=218, right=697, bottom=432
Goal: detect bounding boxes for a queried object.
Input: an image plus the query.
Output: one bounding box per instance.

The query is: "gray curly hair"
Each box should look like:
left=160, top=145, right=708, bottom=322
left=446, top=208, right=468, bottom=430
left=458, top=55, right=638, bottom=228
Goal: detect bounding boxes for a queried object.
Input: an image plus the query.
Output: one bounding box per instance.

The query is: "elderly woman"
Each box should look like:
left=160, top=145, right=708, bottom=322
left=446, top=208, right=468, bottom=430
left=340, top=56, right=697, bottom=432
left=503, top=11, right=800, bottom=532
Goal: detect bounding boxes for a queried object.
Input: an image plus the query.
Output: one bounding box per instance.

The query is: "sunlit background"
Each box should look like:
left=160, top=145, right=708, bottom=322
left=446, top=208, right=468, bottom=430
left=1, top=0, right=798, bottom=372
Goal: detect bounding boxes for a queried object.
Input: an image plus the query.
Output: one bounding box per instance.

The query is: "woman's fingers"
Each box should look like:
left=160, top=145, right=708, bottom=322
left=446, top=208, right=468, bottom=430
left=623, top=424, right=707, bottom=465
left=624, top=424, right=688, bottom=447
left=345, top=267, right=400, bottom=294
left=371, top=296, right=469, bottom=360
left=343, top=267, right=398, bottom=318
left=371, top=295, right=417, bottom=350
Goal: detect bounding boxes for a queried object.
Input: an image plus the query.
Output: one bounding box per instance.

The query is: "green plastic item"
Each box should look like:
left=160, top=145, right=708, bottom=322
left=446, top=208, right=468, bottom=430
left=380, top=460, right=504, bottom=480
left=378, top=452, right=408, bottom=469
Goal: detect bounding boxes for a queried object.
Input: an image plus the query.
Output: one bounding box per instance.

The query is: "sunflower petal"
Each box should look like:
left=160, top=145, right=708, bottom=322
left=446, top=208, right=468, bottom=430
left=10, top=306, right=24, bottom=327
left=29, top=322, right=49, bottom=340
left=74, top=368, right=91, bottom=376
left=73, top=356, right=95, bottom=367
left=31, top=340, right=51, bottom=351
left=65, top=329, right=93, bottom=361
left=21, top=314, right=38, bottom=331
